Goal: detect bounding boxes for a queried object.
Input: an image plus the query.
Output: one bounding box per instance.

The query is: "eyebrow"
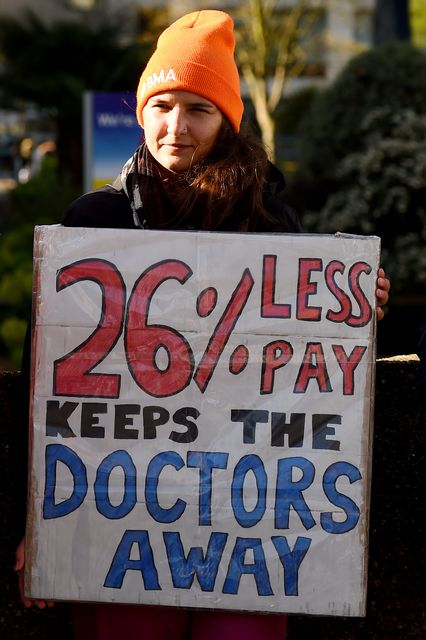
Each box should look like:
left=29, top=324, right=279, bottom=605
left=189, top=102, right=216, bottom=109
left=149, top=97, right=215, bottom=109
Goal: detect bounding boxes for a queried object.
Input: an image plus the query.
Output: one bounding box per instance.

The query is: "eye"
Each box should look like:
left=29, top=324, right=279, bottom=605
left=152, top=102, right=171, bottom=111
left=190, top=106, right=211, bottom=114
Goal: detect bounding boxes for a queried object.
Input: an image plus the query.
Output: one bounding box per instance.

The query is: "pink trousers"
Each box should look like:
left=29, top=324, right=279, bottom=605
left=73, top=603, right=287, bottom=640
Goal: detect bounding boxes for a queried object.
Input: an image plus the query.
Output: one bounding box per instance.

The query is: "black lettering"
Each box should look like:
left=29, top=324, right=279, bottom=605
left=170, top=407, right=199, bottom=443
left=230, top=410, right=269, bottom=444
left=81, top=403, right=107, bottom=438
left=312, top=414, right=341, bottom=450
left=271, top=413, right=305, bottom=447
left=114, top=404, right=141, bottom=439
left=143, top=406, right=170, bottom=439
left=45, top=400, right=78, bottom=437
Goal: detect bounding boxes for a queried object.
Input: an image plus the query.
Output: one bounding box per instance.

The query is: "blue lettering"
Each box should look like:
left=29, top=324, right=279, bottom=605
left=43, top=444, right=87, bottom=519
left=272, top=535, right=312, bottom=595
left=321, top=461, right=361, bottom=533
left=163, top=531, right=228, bottom=591
left=104, top=530, right=161, bottom=590
left=275, top=457, right=316, bottom=530
left=145, top=452, right=186, bottom=523
left=231, top=455, right=267, bottom=527
left=222, top=537, right=273, bottom=596
left=187, top=451, right=228, bottom=526
left=94, top=450, right=136, bottom=519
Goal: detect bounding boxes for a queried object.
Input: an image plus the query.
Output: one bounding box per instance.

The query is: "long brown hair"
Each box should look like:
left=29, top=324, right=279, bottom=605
left=175, top=120, right=273, bottom=230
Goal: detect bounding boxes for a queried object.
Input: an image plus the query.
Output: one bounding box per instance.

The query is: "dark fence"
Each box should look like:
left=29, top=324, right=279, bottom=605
left=0, top=359, right=424, bottom=639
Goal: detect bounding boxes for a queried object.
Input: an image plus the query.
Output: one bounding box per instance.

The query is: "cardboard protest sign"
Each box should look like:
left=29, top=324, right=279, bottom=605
left=26, top=226, right=380, bottom=616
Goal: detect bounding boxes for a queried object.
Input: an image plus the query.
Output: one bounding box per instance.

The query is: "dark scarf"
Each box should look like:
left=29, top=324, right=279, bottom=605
left=112, top=145, right=300, bottom=234
left=114, top=143, right=198, bottom=230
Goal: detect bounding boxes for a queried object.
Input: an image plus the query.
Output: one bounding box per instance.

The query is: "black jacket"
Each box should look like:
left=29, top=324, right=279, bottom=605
left=63, top=163, right=302, bottom=234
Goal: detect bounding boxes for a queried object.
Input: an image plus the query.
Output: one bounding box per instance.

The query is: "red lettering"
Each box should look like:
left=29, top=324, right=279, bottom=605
left=294, top=342, right=332, bottom=393
left=261, top=340, right=293, bottom=394
left=261, top=255, right=291, bottom=318
left=296, top=259, right=323, bottom=321
left=54, top=259, right=125, bottom=398
left=125, top=260, right=194, bottom=397
left=347, top=262, right=373, bottom=327
left=332, top=345, right=367, bottom=395
left=325, top=260, right=352, bottom=324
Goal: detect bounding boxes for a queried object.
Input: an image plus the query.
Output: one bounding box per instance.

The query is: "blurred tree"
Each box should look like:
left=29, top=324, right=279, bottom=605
left=0, top=157, right=79, bottom=368
left=299, top=42, right=426, bottom=183
left=0, top=10, right=148, bottom=187
left=234, top=0, right=325, bottom=162
left=303, top=107, right=426, bottom=294
left=374, top=0, right=411, bottom=44
left=287, top=40, right=426, bottom=356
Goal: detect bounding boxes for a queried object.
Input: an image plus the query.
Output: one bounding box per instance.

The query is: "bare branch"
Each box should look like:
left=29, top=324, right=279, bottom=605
left=234, top=0, right=329, bottom=162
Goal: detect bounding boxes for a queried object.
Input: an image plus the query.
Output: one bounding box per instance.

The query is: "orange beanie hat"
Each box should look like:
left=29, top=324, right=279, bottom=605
left=136, top=10, right=244, bottom=133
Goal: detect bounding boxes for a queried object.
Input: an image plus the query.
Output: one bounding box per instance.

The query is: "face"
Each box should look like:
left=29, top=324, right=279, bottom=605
left=142, top=90, right=224, bottom=173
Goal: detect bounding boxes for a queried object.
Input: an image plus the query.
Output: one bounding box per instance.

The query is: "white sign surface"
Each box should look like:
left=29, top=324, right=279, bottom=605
left=26, top=225, right=380, bottom=616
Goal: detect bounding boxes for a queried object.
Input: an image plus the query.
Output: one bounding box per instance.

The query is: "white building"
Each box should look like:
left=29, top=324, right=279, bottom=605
left=0, top=0, right=376, bottom=178
left=0, top=0, right=375, bottom=87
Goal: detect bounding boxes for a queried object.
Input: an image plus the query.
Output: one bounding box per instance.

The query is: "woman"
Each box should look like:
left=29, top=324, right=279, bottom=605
left=16, top=9, right=390, bottom=639
left=62, top=10, right=302, bottom=237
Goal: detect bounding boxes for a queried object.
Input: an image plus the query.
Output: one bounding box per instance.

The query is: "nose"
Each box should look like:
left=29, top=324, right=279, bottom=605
left=167, top=107, right=188, bottom=135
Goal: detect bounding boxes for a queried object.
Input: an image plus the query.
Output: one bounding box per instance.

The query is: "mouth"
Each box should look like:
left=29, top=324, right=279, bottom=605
left=163, top=143, right=192, bottom=150
left=161, top=138, right=192, bottom=146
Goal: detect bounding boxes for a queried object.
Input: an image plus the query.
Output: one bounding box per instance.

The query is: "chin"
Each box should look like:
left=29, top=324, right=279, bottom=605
left=163, top=159, right=191, bottom=173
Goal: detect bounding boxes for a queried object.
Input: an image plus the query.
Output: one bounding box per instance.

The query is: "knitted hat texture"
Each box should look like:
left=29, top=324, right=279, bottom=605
left=136, top=10, right=244, bottom=132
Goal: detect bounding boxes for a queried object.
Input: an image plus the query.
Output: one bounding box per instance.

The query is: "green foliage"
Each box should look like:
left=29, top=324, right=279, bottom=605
left=0, top=316, right=28, bottom=368
left=303, top=108, right=426, bottom=293
left=0, top=160, right=79, bottom=368
left=277, top=86, right=319, bottom=135
left=0, top=10, right=146, bottom=113
left=299, top=42, right=426, bottom=181
left=0, top=10, right=148, bottom=185
left=6, top=157, right=78, bottom=227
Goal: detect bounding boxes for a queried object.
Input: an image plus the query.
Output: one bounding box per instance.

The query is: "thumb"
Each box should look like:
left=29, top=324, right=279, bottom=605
left=15, top=538, right=25, bottom=572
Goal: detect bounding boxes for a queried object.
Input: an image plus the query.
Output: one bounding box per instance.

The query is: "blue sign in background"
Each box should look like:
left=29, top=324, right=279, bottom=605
left=84, top=91, right=142, bottom=191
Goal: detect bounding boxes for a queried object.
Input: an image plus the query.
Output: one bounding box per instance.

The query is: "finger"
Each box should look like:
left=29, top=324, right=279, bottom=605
left=377, top=278, right=390, bottom=293
left=14, top=538, right=25, bottom=572
left=18, top=572, right=33, bottom=608
left=376, top=307, right=384, bottom=322
left=376, top=288, right=389, bottom=306
left=33, top=598, right=55, bottom=609
left=377, top=269, right=390, bottom=292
